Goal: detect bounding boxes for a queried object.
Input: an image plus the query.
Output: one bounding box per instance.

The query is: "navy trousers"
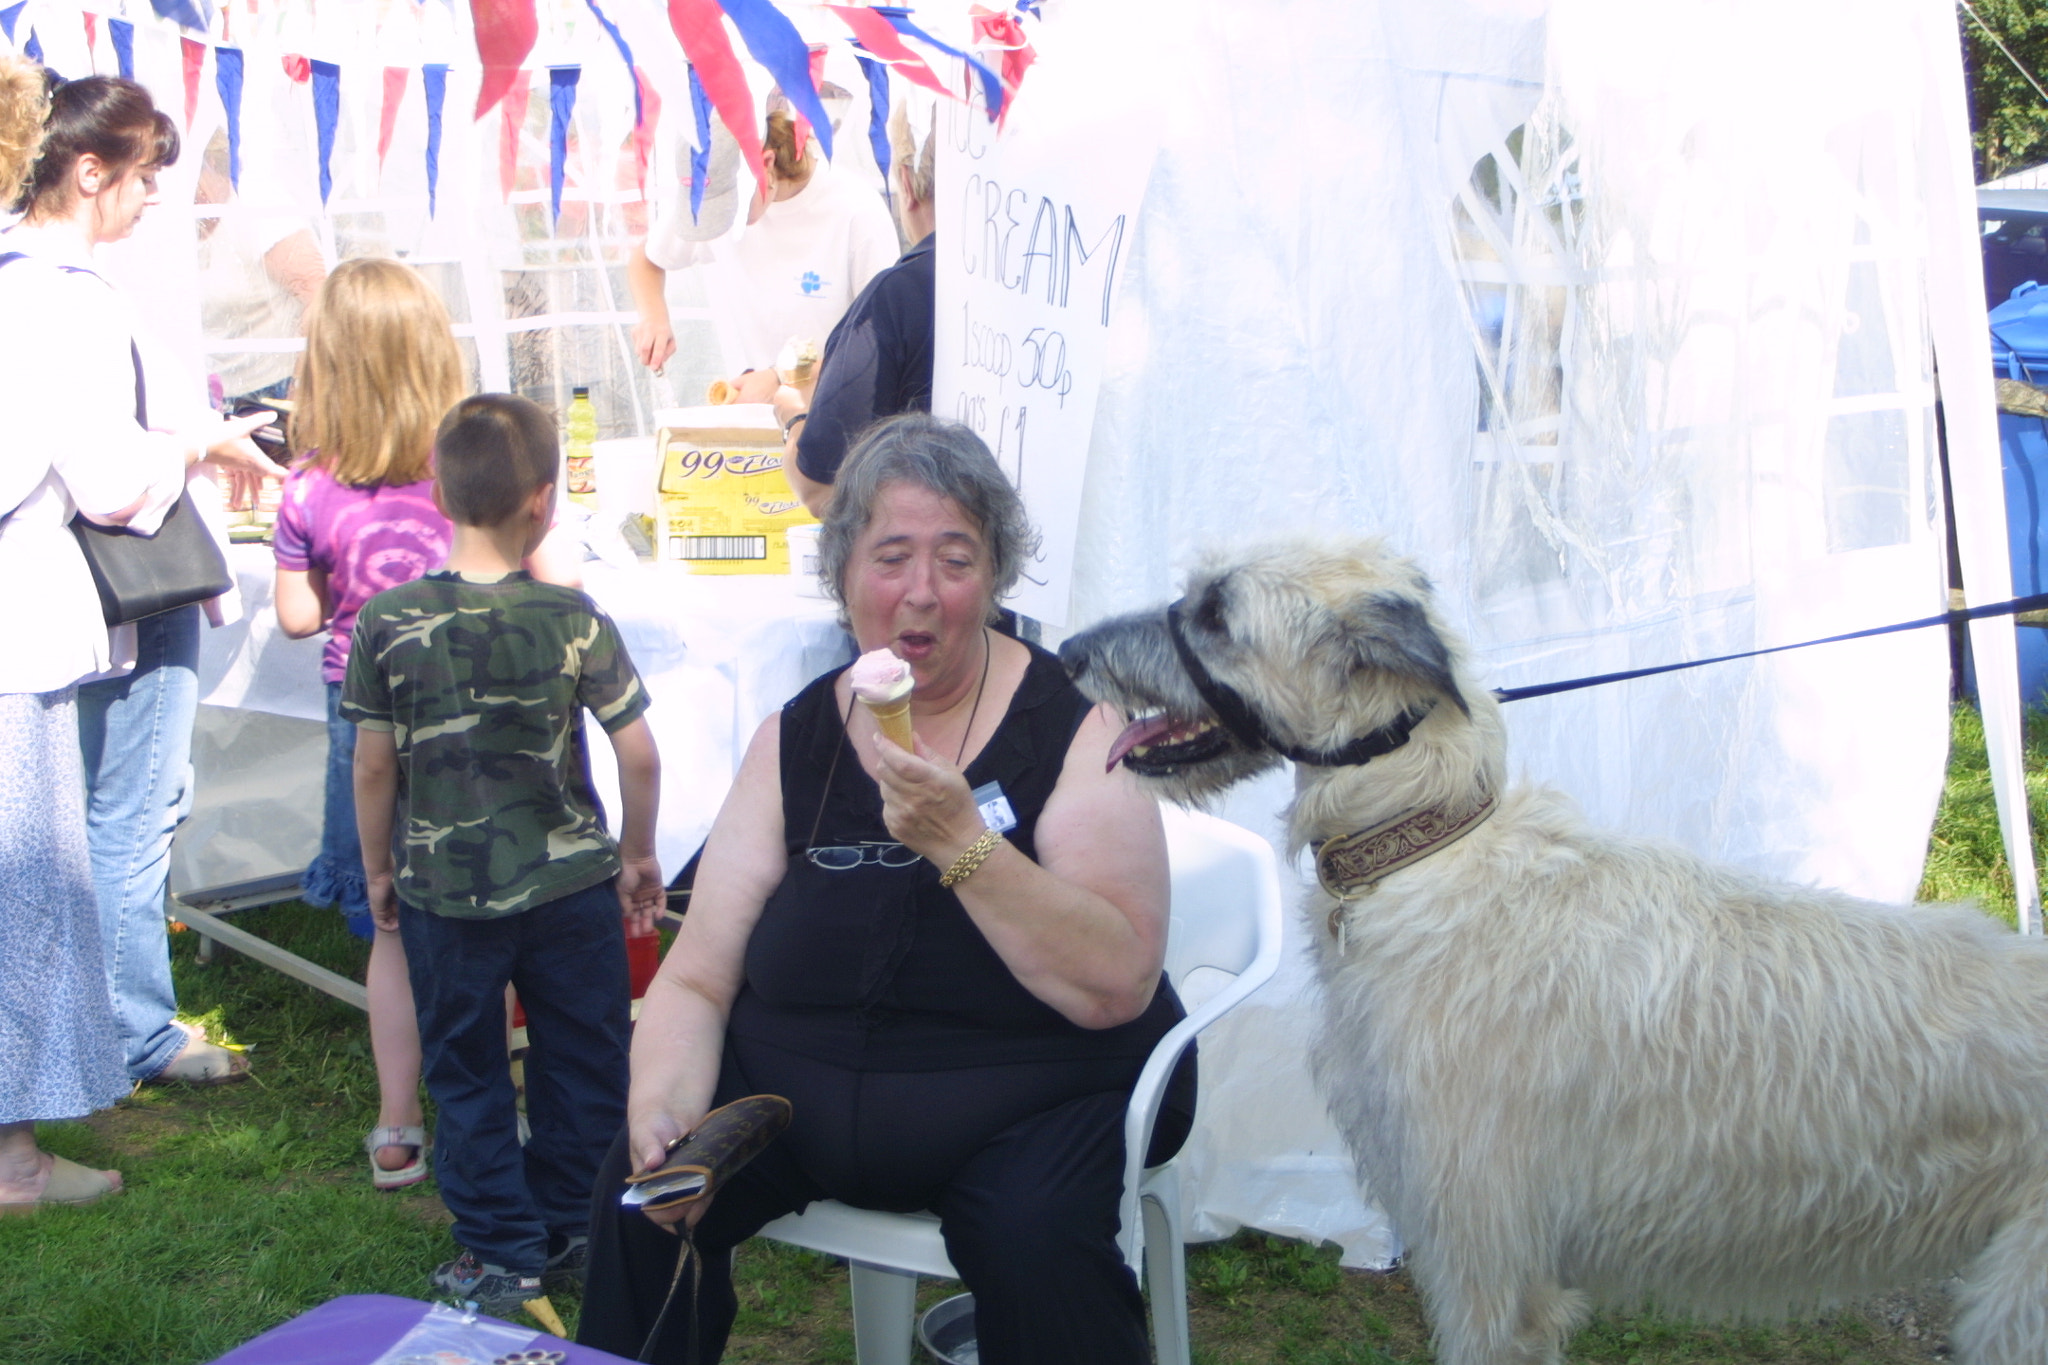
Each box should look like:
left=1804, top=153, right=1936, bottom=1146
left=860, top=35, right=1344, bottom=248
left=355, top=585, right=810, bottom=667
left=400, top=880, right=631, bottom=1274
left=577, top=1030, right=1195, bottom=1365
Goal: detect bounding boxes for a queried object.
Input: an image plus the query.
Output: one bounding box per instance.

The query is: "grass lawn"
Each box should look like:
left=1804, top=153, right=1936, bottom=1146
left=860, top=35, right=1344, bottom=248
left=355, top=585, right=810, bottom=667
left=2, top=701, right=2040, bottom=1364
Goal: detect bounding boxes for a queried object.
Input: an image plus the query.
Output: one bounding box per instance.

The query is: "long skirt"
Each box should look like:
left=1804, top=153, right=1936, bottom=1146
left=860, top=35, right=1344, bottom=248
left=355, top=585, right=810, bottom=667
left=0, top=687, right=128, bottom=1123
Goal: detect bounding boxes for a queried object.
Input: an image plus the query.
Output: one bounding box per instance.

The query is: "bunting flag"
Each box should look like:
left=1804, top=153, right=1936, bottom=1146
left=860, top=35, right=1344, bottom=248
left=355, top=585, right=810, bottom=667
left=548, top=65, right=578, bottom=222
left=82, top=12, right=97, bottom=60
left=311, top=59, right=340, bottom=204
left=0, top=3, right=23, bottom=43
left=281, top=52, right=310, bottom=82
left=687, top=63, right=711, bottom=222
left=423, top=62, right=448, bottom=215
left=214, top=45, right=244, bottom=187
left=180, top=38, right=205, bottom=128
left=968, top=5, right=1034, bottom=124
left=665, top=0, right=767, bottom=202
left=631, top=67, right=661, bottom=197
left=855, top=53, right=890, bottom=196
left=378, top=66, right=407, bottom=168
left=584, top=0, right=640, bottom=125
left=499, top=71, right=529, bottom=200
left=472, top=0, right=537, bottom=119
left=108, top=16, right=133, bottom=78
left=150, top=0, right=211, bottom=31
left=718, top=0, right=831, bottom=161
left=795, top=44, right=825, bottom=153
left=826, top=5, right=950, bottom=103
left=874, top=6, right=1003, bottom=118
left=22, top=25, right=39, bottom=64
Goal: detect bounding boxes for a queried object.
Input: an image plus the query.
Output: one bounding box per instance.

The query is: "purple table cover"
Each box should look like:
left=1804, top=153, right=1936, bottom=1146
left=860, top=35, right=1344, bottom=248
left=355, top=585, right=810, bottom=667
left=205, top=1293, right=636, bottom=1365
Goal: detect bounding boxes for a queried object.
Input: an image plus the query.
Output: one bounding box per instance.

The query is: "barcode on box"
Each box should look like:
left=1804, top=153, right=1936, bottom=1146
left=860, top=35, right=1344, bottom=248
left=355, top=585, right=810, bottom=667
left=672, top=535, right=768, bottom=561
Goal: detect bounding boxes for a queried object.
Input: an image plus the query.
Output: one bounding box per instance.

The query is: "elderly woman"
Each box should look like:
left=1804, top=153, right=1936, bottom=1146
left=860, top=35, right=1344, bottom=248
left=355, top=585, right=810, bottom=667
left=580, top=414, right=1193, bottom=1364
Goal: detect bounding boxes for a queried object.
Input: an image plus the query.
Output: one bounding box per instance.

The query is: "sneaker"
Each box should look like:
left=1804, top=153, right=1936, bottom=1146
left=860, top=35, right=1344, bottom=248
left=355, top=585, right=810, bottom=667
left=543, top=1234, right=588, bottom=1294
left=430, top=1249, right=543, bottom=1316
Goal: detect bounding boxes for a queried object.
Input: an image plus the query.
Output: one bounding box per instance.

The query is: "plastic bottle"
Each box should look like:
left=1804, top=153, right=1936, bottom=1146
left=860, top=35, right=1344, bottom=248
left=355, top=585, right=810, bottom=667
left=565, top=386, right=598, bottom=505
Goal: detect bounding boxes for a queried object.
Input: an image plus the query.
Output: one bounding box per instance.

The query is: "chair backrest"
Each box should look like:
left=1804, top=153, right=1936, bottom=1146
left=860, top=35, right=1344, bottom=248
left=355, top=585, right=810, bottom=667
left=1159, top=803, right=1281, bottom=987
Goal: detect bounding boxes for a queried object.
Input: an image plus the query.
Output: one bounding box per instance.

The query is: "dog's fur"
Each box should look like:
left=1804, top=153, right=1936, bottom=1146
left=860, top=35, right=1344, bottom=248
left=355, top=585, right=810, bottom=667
left=1061, top=541, right=2048, bottom=1365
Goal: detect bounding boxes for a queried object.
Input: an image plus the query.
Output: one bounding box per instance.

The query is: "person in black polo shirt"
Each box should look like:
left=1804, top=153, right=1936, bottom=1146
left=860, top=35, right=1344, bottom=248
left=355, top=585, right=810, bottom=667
left=775, top=104, right=936, bottom=517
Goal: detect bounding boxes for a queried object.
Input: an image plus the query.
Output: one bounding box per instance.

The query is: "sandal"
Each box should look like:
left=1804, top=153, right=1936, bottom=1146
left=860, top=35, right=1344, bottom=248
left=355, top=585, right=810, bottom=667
left=0, top=1152, right=122, bottom=1213
left=364, top=1125, right=430, bottom=1191
left=154, top=1021, right=251, bottom=1087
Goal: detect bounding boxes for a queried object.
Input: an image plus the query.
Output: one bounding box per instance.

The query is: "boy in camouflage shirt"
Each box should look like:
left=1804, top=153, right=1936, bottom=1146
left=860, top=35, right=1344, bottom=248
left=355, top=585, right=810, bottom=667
left=343, top=394, right=663, bottom=1314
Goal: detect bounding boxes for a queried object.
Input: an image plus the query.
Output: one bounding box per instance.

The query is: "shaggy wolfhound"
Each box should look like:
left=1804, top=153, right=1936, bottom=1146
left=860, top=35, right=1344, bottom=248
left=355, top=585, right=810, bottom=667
left=1060, top=541, right=2048, bottom=1365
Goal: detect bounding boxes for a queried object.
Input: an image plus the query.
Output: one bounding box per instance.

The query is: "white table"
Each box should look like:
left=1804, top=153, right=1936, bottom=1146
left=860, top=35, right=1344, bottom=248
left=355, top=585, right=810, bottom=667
left=172, top=544, right=848, bottom=900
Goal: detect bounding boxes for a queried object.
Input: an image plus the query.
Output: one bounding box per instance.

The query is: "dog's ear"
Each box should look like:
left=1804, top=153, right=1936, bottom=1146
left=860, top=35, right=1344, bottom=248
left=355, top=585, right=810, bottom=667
left=1333, top=592, right=1470, bottom=715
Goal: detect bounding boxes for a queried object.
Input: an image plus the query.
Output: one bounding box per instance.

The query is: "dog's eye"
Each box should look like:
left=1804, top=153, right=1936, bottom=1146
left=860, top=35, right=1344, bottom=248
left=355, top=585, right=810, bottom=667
left=1193, top=582, right=1229, bottom=638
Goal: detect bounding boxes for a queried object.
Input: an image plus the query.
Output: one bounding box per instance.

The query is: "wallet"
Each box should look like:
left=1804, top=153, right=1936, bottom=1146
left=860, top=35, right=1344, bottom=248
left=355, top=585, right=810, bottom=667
left=620, top=1094, right=792, bottom=1213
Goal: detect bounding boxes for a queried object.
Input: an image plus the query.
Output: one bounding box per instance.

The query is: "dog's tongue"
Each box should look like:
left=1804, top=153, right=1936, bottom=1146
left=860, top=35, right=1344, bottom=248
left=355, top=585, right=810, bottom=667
left=1106, top=714, right=1179, bottom=772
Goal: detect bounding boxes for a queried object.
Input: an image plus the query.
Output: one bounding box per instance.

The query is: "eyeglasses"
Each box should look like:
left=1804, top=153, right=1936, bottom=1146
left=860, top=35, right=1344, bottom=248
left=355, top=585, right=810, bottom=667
left=805, top=841, right=923, bottom=871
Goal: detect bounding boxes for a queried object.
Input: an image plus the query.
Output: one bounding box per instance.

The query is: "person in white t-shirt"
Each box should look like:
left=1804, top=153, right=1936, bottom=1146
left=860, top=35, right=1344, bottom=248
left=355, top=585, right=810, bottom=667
left=626, top=103, right=898, bottom=403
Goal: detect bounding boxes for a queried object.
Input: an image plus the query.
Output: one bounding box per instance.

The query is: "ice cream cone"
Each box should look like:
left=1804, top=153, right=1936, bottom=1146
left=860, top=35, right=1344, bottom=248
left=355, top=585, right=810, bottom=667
left=865, top=695, right=915, bottom=751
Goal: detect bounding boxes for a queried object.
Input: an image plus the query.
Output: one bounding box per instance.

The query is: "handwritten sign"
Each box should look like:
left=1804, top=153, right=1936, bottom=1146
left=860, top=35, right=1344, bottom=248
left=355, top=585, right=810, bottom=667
left=934, top=75, right=1146, bottom=626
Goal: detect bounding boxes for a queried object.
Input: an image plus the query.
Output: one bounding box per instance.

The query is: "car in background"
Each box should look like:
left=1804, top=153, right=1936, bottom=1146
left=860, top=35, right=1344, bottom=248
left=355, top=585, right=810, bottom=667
left=1981, top=188, right=2048, bottom=310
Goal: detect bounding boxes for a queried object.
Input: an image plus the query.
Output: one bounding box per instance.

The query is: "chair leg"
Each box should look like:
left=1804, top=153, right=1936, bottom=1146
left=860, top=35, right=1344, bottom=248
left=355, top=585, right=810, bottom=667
left=1142, top=1190, right=1191, bottom=1365
left=848, top=1260, right=919, bottom=1365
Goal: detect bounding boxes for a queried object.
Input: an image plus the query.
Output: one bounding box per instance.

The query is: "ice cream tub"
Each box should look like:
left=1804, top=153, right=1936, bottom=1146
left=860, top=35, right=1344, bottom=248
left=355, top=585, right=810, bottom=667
left=654, top=405, right=817, bottom=575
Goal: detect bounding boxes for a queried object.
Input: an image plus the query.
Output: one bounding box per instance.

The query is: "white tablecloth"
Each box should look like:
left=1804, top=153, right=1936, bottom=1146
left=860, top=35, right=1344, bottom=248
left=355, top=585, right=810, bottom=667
left=173, top=544, right=847, bottom=896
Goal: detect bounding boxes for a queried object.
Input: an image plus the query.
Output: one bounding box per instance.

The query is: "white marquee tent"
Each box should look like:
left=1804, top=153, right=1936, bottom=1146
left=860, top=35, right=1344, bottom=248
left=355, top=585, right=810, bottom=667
left=3, top=0, right=2033, bottom=1267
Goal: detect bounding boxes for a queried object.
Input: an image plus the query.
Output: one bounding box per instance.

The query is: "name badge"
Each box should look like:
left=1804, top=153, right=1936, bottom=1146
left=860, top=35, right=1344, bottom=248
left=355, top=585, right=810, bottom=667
left=971, top=780, right=1018, bottom=834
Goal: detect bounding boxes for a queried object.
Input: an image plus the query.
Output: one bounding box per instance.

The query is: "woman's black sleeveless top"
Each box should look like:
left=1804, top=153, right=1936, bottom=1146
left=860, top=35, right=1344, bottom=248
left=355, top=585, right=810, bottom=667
left=726, top=642, right=1186, bottom=1071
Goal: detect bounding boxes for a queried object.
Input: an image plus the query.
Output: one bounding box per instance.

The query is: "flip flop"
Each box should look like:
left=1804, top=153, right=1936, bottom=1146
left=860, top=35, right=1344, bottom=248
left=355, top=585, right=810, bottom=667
left=364, top=1125, right=430, bottom=1191
left=0, top=1153, right=122, bottom=1213
left=154, top=1021, right=252, bottom=1087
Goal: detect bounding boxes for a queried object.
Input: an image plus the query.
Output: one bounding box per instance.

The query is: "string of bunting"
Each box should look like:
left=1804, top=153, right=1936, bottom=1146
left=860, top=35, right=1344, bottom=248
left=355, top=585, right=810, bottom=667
left=2, top=0, right=1036, bottom=223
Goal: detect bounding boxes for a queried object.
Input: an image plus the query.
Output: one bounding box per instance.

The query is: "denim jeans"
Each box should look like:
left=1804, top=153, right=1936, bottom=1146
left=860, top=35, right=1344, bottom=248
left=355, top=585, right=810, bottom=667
left=401, top=878, right=631, bottom=1273
left=301, top=681, right=372, bottom=935
left=75, top=604, right=201, bottom=1082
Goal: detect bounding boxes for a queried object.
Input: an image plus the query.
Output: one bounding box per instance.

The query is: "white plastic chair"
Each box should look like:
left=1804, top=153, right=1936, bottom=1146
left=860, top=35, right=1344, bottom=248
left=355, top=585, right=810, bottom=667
left=757, top=803, right=1286, bottom=1365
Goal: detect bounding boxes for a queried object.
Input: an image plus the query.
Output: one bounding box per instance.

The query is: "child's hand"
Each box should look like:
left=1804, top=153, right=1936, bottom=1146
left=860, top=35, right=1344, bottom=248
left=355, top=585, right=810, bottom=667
left=367, top=872, right=400, bottom=933
left=616, top=852, right=664, bottom=936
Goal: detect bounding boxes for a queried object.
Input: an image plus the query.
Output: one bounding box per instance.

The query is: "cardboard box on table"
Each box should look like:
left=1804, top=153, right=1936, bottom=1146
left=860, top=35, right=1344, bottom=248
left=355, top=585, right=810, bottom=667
left=654, top=404, right=816, bottom=574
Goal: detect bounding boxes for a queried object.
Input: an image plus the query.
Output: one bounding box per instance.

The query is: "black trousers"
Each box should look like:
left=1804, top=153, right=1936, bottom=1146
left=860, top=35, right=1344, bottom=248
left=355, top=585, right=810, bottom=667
left=577, top=1032, right=1194, bottom=1365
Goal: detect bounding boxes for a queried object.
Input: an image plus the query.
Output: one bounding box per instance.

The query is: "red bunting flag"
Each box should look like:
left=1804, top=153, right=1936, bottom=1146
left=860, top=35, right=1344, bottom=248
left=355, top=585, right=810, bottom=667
left=969, top=5, right=1034, bottom=125
left=631, top=67, right=662, bottom=199
left=826, top=5, right=953, bottom=103
left=180, top=37, right=205, bottom=129
left=282, top=52, right=311, bottom=83
left=472, top=0, right=538, bottom=119
left=664, top=0, right=767, bottom=202
left=379, top=66, right=408, bottom=168
left=499, top=72, right=530, bottom=200
left=82, top=11, right=96, bottom=61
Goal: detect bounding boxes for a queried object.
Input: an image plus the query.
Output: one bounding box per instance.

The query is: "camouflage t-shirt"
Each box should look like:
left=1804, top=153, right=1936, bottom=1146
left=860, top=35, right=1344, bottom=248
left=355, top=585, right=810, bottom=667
left=340, top=569, right=651, bottom=919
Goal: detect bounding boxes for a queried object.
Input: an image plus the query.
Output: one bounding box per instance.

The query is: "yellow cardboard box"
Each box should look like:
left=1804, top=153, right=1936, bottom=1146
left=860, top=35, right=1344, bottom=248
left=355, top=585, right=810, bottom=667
left=654, top=405, right=816, bottom=574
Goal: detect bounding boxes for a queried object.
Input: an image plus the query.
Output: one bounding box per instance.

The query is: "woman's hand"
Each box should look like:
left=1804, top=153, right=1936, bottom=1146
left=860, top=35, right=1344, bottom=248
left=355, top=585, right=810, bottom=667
left=872, top=735, right=989, bottom=868
left=633, top=312, right=677, bottom=376
left=625, top=1101, right=712, bottom=1232
left=731, top=368, right=781, bottom=405
left=197, top=410, right=281, bottom=510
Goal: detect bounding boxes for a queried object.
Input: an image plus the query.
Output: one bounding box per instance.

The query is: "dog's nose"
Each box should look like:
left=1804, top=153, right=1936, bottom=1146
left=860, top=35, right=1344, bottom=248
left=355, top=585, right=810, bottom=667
left=1057, top=640, right=1089, bottom=678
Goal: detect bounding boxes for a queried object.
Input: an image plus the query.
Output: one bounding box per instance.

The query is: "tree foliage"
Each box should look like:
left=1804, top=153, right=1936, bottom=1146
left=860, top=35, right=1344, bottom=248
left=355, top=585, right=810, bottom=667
left=1966, top=0, right=2048, bottom=181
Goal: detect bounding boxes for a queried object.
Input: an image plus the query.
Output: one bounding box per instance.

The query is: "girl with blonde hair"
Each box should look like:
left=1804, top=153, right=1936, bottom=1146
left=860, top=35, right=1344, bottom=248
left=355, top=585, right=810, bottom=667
left=271, top=256, right=469, bottom=1188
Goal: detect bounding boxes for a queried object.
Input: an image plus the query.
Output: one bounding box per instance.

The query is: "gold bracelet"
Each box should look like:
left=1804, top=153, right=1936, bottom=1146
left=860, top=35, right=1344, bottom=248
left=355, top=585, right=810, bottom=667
left=938, top=829, right=1004, bottom=889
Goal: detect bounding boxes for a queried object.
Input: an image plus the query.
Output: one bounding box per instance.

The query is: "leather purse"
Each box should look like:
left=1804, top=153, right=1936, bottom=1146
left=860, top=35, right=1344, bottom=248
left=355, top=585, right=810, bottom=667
left=620, top=1094, right=792, bottom=1214
left=72, top=489, right=233, bottom=625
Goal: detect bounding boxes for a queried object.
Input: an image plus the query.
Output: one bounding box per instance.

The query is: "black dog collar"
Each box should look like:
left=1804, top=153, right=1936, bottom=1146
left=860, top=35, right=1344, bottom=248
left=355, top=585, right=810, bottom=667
left=1164, top=598, right=1434, bottom=768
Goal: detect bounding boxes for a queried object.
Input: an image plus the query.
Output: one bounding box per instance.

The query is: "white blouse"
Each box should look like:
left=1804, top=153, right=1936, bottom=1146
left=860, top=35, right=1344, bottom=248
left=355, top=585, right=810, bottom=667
left=0, top=227, right=188, bottom=695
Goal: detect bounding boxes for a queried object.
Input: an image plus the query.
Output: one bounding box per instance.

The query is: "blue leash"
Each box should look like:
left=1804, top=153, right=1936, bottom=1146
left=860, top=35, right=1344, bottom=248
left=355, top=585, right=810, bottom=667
left=1492, top=590, right=2048, bottom=703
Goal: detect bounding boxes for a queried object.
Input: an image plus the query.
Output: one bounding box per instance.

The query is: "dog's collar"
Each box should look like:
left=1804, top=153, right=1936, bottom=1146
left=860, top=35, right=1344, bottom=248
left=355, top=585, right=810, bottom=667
left=1165, top=598, right=1434, bottom=767
left=1315, top=786, right=1500, bottom=927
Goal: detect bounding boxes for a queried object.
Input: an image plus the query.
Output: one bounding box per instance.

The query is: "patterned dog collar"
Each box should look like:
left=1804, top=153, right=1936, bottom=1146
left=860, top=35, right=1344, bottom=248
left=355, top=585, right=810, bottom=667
left=1316, top=788, right=1499, bottom=940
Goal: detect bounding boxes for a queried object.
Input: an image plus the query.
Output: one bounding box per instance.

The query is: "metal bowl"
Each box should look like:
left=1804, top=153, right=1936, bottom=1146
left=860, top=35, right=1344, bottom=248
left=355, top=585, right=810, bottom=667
left=916, top=1292, right=978, bottom=1365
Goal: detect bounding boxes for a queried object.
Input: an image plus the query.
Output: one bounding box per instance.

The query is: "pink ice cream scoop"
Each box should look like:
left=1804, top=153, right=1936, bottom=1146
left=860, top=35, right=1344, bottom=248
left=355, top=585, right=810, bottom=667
left=850, top=648, right=916, bottom=748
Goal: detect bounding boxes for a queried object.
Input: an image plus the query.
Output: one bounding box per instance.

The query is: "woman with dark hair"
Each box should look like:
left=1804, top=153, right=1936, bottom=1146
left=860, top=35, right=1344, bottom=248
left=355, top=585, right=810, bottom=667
left=580, top=414, right=1194, bottom=1364
left=0, top=73, right=276, bottom=1116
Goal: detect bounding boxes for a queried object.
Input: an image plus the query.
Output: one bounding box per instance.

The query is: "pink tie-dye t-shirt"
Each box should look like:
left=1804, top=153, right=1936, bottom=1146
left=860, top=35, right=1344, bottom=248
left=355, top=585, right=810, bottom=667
left=272, top=463, right=453, bottom=683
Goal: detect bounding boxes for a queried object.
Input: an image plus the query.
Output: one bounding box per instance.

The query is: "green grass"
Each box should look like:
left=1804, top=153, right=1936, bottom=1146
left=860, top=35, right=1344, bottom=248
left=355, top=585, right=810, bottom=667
left=1, top=702, right=2032, bottom=1362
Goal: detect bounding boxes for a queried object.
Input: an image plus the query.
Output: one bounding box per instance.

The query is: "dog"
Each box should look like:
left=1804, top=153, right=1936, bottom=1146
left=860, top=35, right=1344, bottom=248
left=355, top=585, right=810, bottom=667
left=1060, top=540, right=2048, bottom=1365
